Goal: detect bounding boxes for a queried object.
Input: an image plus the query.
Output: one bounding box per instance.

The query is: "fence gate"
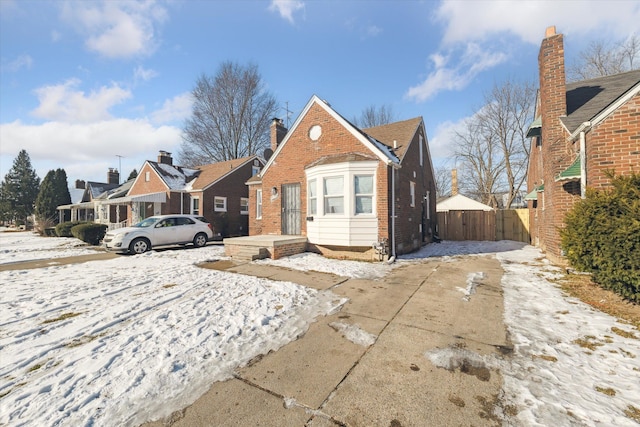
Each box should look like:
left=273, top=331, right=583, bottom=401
left=437, top=209, right=530, bottom=243
left=281, top=183, right=301, bottom=235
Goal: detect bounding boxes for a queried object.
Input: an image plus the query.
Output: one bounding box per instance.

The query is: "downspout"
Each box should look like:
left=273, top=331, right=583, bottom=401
left=388, top=166, right=397, bottom=264
left=579, top=131, right=586, bottom=199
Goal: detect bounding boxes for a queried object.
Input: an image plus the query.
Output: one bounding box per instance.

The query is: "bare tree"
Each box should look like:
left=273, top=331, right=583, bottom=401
left=568, top=34, right=640, bottom=81
left=454, top=78, right=535, bottom=208
left=179, top=62, right=278, bottom=166
left=434, top=165, right=453, bottom=199
left=354, top=104, right=396, bottom=128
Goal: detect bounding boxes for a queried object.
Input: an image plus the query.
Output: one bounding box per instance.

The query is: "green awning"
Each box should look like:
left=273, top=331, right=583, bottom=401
left=555, top=156, right=581, bottom=182
left=526, top=117, right=542, bottom=138
left=524, top=183, right=544, bottom=201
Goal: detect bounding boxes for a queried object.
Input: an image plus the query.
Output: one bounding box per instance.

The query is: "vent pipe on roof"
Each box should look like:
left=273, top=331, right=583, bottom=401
left=393, top=140, right=397, bottom=149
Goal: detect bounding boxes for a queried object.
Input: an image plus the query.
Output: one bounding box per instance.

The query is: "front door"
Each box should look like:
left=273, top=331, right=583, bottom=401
left=281, top=183, right=301, bottom=235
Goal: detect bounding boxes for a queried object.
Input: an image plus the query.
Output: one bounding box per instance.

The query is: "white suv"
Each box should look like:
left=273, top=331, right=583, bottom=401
left=103, top=214, right=214, bottom=254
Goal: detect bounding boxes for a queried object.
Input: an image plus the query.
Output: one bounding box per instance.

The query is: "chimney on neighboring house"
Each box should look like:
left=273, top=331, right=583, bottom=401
left=75, top=179, right=86, bottom=189
left=158, top=150, right=173, bottom=165
left=107, top=168, right=120, bottom=185
left=539, top=26, right=567, bottom=147
left=451, top=169, right=458, bottom=196
left=270, top=118, right=287, bottom=151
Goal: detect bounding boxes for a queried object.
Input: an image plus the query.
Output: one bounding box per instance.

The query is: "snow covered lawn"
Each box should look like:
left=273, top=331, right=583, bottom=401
left=1, top=233, right=639, bottom=426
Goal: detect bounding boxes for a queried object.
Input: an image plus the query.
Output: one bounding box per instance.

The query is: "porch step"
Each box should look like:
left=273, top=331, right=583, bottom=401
left=232, top=246, right=269, bottom=262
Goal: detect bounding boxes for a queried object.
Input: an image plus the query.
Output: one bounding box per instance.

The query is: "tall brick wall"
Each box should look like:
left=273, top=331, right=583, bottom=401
left=587, top=93, right=640, bottom=188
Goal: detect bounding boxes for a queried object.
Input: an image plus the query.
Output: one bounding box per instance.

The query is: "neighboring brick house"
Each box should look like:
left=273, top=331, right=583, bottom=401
left=127, top=151, right=263, bottom=238
left=57, top=168, right=122, bottom=223
left=247, top=95, right=437, bottom=260
left=526, top=26, right=640, bottom=264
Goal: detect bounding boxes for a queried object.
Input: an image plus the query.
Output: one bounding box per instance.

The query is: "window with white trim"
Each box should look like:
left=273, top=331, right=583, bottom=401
left=240, top=198, right=249, bottom=215
left=323, top=176, right=344, bottom=214
left=214, top=196, right=227, bottom=212
left=252, top=166, right=260, bottom=176
left=419, top=135, right=424, bottom=166
left=191, top=197, right=200, bottom=215
left=145, top=171, right=150, bottom=182
left=308, top=179, right=317, bottom=215
left=256, top=189, right=262, bottom=219
left=410, top=181, right=416, bottom=207
left=354, top=175, right=373, bottom=214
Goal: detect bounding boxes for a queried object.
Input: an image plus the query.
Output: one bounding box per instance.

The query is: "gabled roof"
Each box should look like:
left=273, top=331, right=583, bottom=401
left=562, top=69, right=640, bottom=133
left=436, top=194, right=493, bottom=212
left=363, top=117, right=423, bottom=161
left=86, top=181, right=119, bottom=200
left=189, top=156, right=261, bottom=191
left=145, top=161, right=200, bottom=191
left=261, top=95, right=403, bottom=176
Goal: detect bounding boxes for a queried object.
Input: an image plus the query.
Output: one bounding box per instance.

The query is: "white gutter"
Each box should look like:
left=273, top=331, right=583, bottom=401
left=390, top=166, right=396, bottom=261
left=568, top=121, right=592, bottom=142
left=580, top=131, right=587, bottom=199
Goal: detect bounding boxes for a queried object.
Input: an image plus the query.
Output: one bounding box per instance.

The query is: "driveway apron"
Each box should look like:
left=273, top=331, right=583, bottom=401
left=143, top=255, right=509, bottom=427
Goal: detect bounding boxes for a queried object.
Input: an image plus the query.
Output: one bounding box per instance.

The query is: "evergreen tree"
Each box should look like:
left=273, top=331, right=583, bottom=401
left=2, top=150, right=40, bottom=226
left=0, top=182, right=11, bottom=224
left=35, top=168, right=71, bottom=225
left=127, top=169, right=138, bottom=181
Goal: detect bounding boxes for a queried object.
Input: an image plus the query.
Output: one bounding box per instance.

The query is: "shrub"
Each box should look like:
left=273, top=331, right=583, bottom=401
left=561, top=172, right=640, bottom=302
left=55, top=221, right=87, bottom=237
left=71, top=223, right=108, bottom=246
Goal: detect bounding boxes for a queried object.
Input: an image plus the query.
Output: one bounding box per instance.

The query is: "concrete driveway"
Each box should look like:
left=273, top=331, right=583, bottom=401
left=143, top=254, right=510, bottom=426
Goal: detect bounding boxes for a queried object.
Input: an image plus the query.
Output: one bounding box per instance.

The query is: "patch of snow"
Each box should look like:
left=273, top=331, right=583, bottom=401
left=255, top=252, right=392, bottom=279
left=329, top=321, right=377, bottom=347
left=0, top=231, right=98, bottom=264
left=456, top=272, right=485, bottom=301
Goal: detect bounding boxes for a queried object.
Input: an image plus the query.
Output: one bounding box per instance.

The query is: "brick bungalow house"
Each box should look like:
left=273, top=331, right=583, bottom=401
left=57, top=168, right=124, bottom=224
left=246, top=95, right=437, bottom=260
left=526, top=26, right=640, bottom=264
left=126, top=151, right=263, bottom=238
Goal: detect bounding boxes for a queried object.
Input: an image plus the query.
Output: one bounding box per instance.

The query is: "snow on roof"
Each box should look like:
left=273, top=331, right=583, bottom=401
left=436, top=194, right=493, bottom=212
left=150, top=162, right=200, bottom=191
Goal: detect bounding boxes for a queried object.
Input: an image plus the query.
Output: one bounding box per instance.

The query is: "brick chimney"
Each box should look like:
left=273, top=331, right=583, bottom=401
left=451, top=169, right=458, bottom=196
left=107, top=168, right=120, bottom=185
left=270, top=118, right=287, bottom=151
left=75, top=179, right=86, bottom=189
left=538, top=26, right=567, bottom=147
left=158, top=150, right=173, bottom=165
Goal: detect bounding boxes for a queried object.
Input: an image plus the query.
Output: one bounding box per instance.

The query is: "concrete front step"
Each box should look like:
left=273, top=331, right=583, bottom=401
left=232, top=246, right=269, bottom=262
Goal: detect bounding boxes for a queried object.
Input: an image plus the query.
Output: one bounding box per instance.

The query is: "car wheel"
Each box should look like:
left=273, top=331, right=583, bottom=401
left=129, top=237, right=150, bottom=254
left=193, top=233, right=208, bottom=248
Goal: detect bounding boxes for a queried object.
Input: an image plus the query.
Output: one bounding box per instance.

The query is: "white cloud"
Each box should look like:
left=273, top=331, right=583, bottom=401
left=435, top=0, right=640, bottom=46
left=61, top=0, right=168, bottom=59
left=269, top=0, right=304, bottom=24
left=134, top=65, right=158, bottom=83
left=3, top=54, right=33, bottom=72
left=31, top=79, right=131, bottom=123
left=150, top=92, right=193, bottom=124
left=406, top=43, right=506, bottom=102
left=0, top=119, right=182, bottom=182
left=428, top=117, right=468, bottom=160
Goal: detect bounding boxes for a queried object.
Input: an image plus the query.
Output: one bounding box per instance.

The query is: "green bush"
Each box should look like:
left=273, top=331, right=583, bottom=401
left=55, top=221, right=86, bottom=237
left=561, top=172, right=640, bottom=302
left=71, top=223, right=108, bottom=246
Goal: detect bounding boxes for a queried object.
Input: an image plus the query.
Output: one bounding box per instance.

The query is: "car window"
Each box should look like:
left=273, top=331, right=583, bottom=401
left=194, top=216, right=208, bottom=223
left=135, top=218, right=158, bottom=228
left=175, top=217, right=195, bottom=226
left=157, top=218, right=176, bottom=227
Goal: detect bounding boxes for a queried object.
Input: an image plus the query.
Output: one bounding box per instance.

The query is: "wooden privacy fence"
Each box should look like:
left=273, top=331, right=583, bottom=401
left=436, top=209, right=530, bottom=243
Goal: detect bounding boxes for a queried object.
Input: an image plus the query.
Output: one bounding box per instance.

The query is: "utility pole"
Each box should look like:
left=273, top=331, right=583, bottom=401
left=116, top=155, right=124, bottom=184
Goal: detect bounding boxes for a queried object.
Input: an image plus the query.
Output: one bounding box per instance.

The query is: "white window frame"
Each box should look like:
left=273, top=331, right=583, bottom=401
left=354, top=175, right=374, bottom=215
left=256, top=189, right=262, bottom=219
left=410, top=181, right=416, bottom=207
left=419, top=135, right=424, bottom=166
left=214, top=196, right=227, bottom=212
left=308, top=179, right=317, bottom=216
left=191, top=196, right=200, bottom=215
left=323, top=176, right=344, bottom=215
left=145, top=171, right=150, bottom=182
left=252, top=166, right=260, bottom=176
left=240, top=197, right=249, bottom=215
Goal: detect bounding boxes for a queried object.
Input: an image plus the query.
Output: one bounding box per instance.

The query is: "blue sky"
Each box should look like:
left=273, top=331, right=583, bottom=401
left=1, top=0, right=638, bottom=186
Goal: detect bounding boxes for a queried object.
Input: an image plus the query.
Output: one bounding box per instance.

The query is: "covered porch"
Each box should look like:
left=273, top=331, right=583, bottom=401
left=223, top=235, right=308, bottom=262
